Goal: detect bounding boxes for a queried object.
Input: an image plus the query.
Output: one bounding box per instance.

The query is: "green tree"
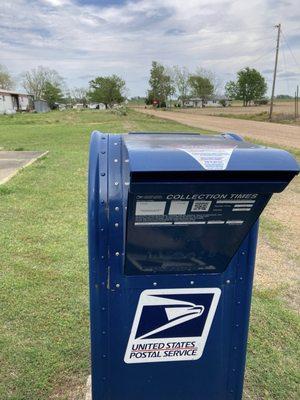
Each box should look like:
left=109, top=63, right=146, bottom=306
left=0, top=64, right=14, bottom=90
left=88, top=75, right=126, bottom=109
left=147, top=61, right=175, bottom=107
left=43, top=81, right=63, bottom=109
left=225, top=67, right=267, bottom=106
left=224, top=81, right=238, bottom=100
left=188, top=73, right=214, bottom=100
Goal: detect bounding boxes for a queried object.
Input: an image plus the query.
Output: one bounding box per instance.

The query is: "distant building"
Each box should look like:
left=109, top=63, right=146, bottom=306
left=73, top=103, right=84, bottom=109
left=183, top=97, right=231, bottom=108
left=88, top=103, right=106, bottom=110
left=58, top=103, right=67, bottom=111
left=34, top=100, right=50, bottom=113
left=0, top=89, right=33, bottom=114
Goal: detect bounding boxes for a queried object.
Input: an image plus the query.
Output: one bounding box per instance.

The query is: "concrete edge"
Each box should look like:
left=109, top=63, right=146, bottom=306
left=0, top=150, right=49, bottom=185
left=86, top=375, right=92, bottom=400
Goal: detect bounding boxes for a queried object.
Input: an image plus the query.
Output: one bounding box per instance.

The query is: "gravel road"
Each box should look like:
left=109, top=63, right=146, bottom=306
left=135, top=108, right=300, bottom=150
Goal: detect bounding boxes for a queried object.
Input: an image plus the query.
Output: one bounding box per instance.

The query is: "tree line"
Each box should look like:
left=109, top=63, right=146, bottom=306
left=146, top=61, right=268, bottom=107
left=0, top=61, right=270, bottom=110
left=0, top=64, right=126, bottom=110
left=146, top=62, right=217, bottom=107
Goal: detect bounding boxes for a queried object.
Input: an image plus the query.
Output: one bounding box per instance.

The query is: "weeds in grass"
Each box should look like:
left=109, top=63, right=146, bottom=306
left=0, top=186, right=13, bottom=196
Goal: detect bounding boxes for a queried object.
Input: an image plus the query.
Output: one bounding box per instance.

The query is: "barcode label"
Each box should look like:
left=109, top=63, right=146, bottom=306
left=191, top=201, right=211, bottom=212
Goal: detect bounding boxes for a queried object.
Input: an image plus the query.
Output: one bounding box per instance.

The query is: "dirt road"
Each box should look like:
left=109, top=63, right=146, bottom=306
left=135, top=108, right=300, bottom=150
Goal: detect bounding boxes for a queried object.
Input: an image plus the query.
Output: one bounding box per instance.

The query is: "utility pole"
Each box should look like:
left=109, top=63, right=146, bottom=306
left=294, top=86, right=299, bottom=120
left=269, top=23, right=281, bottom=121
left=297, top=85, right=299, bottom=119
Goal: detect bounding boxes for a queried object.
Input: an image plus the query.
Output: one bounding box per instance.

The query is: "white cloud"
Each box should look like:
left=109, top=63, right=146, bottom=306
left=0, top=0, right=299, bottom=96
left=43, top=0, right=71, bottom=6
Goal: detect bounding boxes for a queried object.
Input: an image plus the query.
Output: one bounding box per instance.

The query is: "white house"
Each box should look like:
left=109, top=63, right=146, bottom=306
left=0, top=89, right=33, bottom=114
left=88, top=103, right=106, bottom=110
left=183, top=97, right=231, bottom=108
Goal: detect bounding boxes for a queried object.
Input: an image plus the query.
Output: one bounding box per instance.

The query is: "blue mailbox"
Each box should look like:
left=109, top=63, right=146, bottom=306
left=88, top=132, right=298, bottom=400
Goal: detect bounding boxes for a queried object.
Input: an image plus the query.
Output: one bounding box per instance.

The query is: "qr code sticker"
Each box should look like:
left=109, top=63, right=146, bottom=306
left=191, top=200, right=211, bottom=212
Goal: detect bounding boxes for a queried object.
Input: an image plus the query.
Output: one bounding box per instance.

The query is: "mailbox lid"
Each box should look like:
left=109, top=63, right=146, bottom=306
left=123, top=132, right=298, bottom=275
left=124, top=133, right=299, bottom=174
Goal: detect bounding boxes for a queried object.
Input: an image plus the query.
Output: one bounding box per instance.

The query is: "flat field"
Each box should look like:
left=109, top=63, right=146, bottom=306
left=170, top=100, right=296, bottom=116
left=0, top=109, right=299, bottom=399
left=167, top=100, right=299, bottom=124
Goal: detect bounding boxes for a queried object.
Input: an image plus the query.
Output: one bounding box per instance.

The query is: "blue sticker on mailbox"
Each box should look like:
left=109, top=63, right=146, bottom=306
left=124, top=288, right=221, bottom=363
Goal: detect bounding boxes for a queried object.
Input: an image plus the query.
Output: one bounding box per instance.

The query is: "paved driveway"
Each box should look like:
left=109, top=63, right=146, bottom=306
left=0, top=151, right=48, bottom=184
left=134, top=108, right=300, bottom=150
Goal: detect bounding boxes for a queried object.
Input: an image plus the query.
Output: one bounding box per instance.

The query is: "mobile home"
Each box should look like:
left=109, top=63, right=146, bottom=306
left=183, top=97, right=231, bottom=108
left=0, top=89, right=33, bottom=114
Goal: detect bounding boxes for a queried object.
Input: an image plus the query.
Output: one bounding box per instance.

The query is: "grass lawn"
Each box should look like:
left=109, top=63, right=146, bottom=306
left=0, top=109, right=299, bottom=399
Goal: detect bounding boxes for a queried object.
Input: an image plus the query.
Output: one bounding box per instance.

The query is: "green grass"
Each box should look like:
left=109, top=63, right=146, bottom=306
left=244, top=137, right=300, bottom=159
left=0, top=110, right=208, bottom=399
left=215, top=111, right=299, bottom=125
left=246, top=290, right=300, bottom=400
left=0, top=109, right=299, bottom=399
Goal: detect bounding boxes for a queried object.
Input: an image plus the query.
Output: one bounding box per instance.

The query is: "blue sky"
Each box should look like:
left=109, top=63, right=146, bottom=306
left=1, top=0, right=299, bottom=96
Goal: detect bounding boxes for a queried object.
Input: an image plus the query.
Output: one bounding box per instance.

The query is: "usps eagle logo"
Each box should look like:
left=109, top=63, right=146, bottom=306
left=124, top=288, right=221, bottom=364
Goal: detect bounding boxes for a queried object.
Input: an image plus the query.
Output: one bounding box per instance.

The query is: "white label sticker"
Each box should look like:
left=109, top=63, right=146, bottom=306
left=169, top=201, right=189, bottom=215
left=191, top=200, right=211, bottom=212
left=124, top=288, right=221, bottom=364
left=180, top=146, right=236, bottom=170
left=136, top=201, right=166, bottom=216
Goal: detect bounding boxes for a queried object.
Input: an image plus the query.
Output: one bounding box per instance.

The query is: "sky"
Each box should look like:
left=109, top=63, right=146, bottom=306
left=1, top=0, right=299, bottom=97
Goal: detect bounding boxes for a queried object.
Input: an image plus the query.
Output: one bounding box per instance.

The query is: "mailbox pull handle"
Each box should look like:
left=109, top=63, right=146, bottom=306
left=221, top=132, right=244, bottom=142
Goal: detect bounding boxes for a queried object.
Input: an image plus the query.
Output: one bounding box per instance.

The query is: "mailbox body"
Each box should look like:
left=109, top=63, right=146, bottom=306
left=88, top=132, right=298, bottom=400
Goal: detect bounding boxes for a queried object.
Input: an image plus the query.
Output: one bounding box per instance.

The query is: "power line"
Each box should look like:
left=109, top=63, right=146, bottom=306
left=281, top=29, right=300, bottom=68
left=250, top=47, right=276, bottom=66
left=280, top=40, right=290, bottom=94
left=231, top=43, right=276, bottom=71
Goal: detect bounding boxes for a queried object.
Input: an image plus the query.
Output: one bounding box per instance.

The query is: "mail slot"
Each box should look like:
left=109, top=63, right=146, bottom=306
left=88, top=132, right=298, bottom=400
